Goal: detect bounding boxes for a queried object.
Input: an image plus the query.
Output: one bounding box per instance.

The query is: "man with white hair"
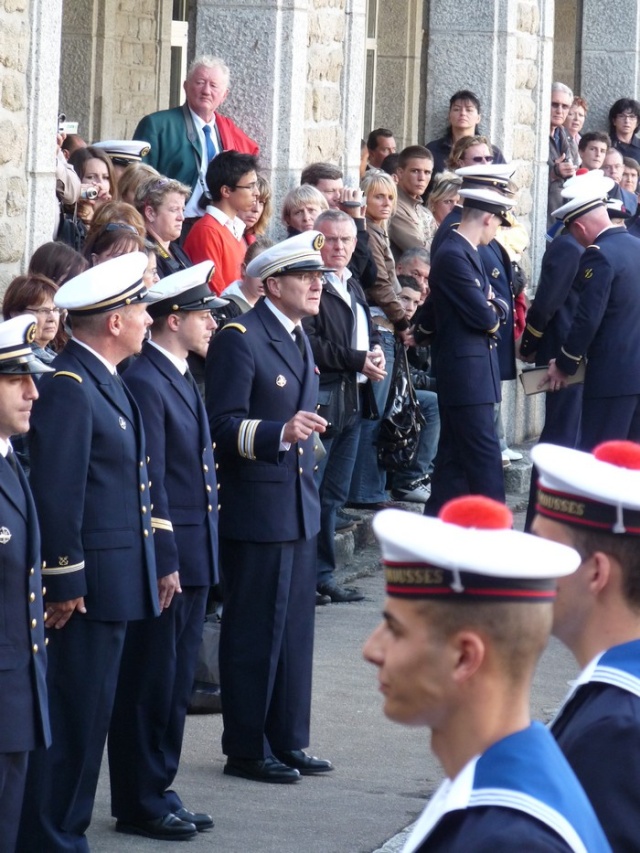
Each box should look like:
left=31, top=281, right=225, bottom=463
left=134, top=55, right=259, bottom=224
left=548, top=82, right=579, bottom=226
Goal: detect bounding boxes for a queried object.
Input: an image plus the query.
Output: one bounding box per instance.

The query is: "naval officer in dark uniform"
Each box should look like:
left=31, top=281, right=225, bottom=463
left=108, top=262, right=221, bottom=841
left=420, top=180, right=514, bottom=516
left=546, top=171, right=640, bottom=449
left=18, top=252, right=160, bottom=852
left=533, top=440, right=640, bottom=851
left=364, top=498, right=610, bottom=852
left=206, top=231, right=333, bottom=783
left=0, top=315, right=52, bottom=852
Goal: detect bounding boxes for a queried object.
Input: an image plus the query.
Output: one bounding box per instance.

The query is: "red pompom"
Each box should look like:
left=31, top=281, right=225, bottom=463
left=439, top=496, right=513, bottom=529
left=594, top=441, right=640, bottom=470
left=575, top=168, right=590, bottom=176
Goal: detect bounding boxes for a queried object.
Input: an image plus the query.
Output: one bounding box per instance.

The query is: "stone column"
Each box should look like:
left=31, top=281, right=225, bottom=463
left=190, top=0, right=312, bottom=232
left=374, top=0, right=423, bottom=148
left=339, top=0, right=367, bottom=184
left=578, top=0, right=640, bottom=132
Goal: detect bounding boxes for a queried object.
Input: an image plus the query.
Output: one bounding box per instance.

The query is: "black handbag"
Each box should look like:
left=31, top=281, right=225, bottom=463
left=377, top=346, right=425, bottom=472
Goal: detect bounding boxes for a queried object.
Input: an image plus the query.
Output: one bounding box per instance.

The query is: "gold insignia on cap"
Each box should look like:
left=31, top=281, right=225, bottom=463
left=276, top=375, right=287, bottom=387
left=584, top=269, right=593, bottom=279
left=26, top=323, right=37, bottom=344
left=312, top=234, right=325, bottom=251
left=206, top=265, right=216, bottom=287
left=140, top=144, right=151, bottom=157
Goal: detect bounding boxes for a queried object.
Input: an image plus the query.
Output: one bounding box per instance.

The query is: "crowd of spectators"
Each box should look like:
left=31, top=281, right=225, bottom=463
left=10, top=50, right=640, bottom=848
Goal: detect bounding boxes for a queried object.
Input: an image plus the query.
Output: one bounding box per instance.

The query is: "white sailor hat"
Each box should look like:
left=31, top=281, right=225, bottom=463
left=55, top=252, right=149, bottom=315
left=560, top=169, right=614, bottom=199
left=455, top=163, right=516, bottom=195
left=93, top=140, right=151, bottom=166
left=605, top=195, right=632, bottom=220
left=533, top=441, right=640, bottom=535
left=0, top=315, right=55, bottom=375
left=145, top=262, right=228, bottom=318
left=553, top=171, right=612, bottom=224
left=373, top=497, right=580, bottom=602
left=245, top=231, right=335, bottom=281
left=459, top=187, right=515, bottom=226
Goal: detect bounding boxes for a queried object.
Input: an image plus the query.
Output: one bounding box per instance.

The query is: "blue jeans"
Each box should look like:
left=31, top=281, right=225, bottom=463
left=394, top=389, right=440, bottom=489
left=347, top=330, right=395, bottom=504
left=315, top=414, right=361, bottom=586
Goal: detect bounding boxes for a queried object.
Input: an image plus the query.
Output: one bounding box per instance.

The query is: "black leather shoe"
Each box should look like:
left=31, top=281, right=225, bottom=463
left=115, top=813, right=197, bottom=840
left=335, top=514, right=356, bottom=533
left=317, top=581, right=364, bottom=603
left=316, top=591, right=331, bottom=606
left=174, top=807, right=214, bottom=831
left=224, top=755, right=301, bottom=783
left=274, top=749, right=334, bottom=775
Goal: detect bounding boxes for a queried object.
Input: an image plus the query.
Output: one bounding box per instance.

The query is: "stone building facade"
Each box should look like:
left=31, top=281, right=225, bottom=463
left=3, top=0, right=640, bottom=439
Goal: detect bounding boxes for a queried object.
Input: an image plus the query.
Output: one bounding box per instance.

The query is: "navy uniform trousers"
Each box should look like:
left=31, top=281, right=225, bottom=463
left=206, top=299, right=321, bottom=760
left=0, top=453, right=50, bottom=853
left=18, top=341, right=158, bottom=852
left=108, top=342, right=218, bottom=821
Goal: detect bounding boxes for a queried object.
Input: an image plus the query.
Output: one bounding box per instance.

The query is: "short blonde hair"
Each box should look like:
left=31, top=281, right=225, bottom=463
left=134, top=176, right=191, bottom=214
left=428, top=170, right=462, bottom=214
left=281, top=185, right=328, bottom=224
left=360, top=171, right=398, bottom=215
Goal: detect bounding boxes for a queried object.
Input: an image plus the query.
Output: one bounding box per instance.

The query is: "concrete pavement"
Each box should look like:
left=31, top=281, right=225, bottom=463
left=85, top=528, right=577, bottom=852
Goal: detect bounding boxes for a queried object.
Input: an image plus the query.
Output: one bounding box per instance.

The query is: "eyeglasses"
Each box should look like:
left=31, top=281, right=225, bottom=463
left=617, top=112, right=638, bottom=120
left=551, top=101, right=571, bottom=111
left=233, top=182, right=259, bottom=192
left=469, top=155, right=494, bottom=163
left=26, top=307, right=61, bottom=317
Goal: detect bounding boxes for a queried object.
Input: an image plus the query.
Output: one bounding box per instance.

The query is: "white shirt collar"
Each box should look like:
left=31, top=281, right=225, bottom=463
left=147, top=340, right=188, bottom=375
left=0, top=438, right=11, bottom=458
left=205, top=205, right=246, bottom=240
left=188, top=107, right=217, bottom=133
left=264, top=298, right=297, bottom=335
left=72, top=337, right=118, bottom=375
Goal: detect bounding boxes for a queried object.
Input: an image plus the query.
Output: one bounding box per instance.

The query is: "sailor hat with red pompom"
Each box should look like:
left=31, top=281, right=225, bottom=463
left=372, top=497, right=581, bottom=602
left=532, top=441, right=640, bottom=535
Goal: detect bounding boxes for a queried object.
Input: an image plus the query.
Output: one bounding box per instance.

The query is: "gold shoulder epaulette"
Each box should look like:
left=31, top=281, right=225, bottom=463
left=54, top=371, right=83, bottom=383
left=223, top=323, right=247, bottom=333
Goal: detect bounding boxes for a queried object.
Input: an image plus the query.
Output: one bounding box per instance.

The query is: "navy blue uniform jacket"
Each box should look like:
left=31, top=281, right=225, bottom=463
left=124, top=342, right=218, bottom=586
left=520, top=232, right=584, bottom=365
left=551, top=640, right=640, bottom=852
left=556, top=227, right=640, bottom=397
left=426, top=230, right=504, bottom=406
left=29, top=340, right=159, bottom=621
left=0, top=456, right=50, bottom=752
left=206, top=298, right=320, bottom=543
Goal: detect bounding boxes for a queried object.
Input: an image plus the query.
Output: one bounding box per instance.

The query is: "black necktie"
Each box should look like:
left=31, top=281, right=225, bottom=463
left=6, top=448, right=18, bottom=475
left=292, top=326, right=306, bottom=359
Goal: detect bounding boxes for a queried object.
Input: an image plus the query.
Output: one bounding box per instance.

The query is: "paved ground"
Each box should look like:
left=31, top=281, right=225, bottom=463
left=85, top=509, right=578, bottom=852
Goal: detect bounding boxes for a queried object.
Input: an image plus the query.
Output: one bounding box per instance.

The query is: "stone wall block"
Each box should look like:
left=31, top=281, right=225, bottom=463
left=3, top=0, right=27, bottom=13
left=1, top=71, right=25, bottom=111
left=0, top=219, right=24, bottom=263
left=516, top=91, right=535, bottom=124
left=0, top=120, right=18, bottom=165
left=311, top=85, right=340, bottom=122
left=6, top=176, right=26, bottom=216
left=307, top=44, right=342, bottom=83
left=0, top=19, right=28, bottom=72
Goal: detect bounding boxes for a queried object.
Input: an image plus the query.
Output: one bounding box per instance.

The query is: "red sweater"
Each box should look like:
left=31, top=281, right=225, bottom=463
left=183, top=213, right=246, bottom=295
